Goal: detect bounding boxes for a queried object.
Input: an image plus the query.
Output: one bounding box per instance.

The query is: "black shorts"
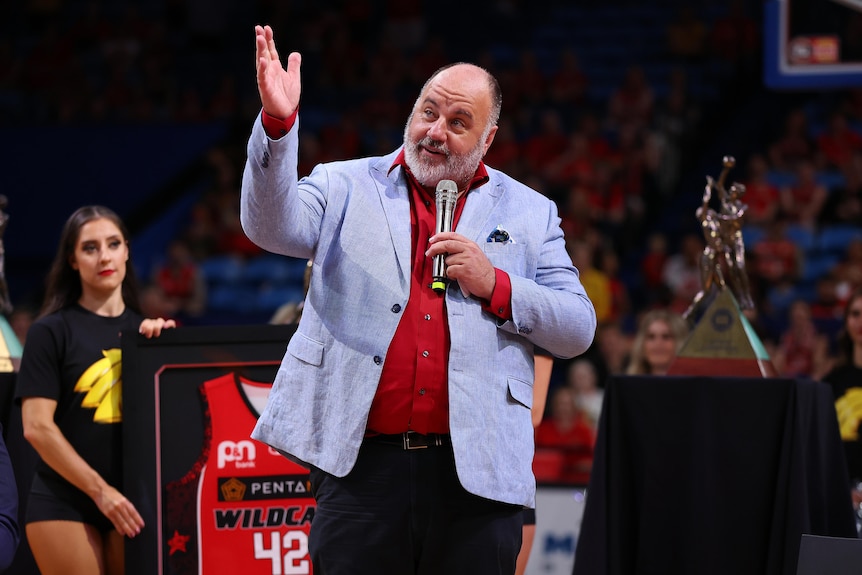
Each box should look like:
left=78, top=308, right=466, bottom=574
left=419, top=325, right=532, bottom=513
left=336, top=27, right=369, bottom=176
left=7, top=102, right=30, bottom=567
left=523, top=507, right=536, bottom=526
left=25, top=472, right=114, bottom=533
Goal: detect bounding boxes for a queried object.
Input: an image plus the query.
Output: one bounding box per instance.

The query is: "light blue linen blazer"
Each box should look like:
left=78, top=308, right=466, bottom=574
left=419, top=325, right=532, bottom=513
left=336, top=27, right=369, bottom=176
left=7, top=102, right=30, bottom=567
left=240, top=114, right=596, bottom=507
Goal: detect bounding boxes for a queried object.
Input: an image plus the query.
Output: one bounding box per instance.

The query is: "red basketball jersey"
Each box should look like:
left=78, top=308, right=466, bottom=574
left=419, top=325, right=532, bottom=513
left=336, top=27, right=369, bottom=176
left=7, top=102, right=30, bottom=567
left=164, top=373, right=315, bottom=575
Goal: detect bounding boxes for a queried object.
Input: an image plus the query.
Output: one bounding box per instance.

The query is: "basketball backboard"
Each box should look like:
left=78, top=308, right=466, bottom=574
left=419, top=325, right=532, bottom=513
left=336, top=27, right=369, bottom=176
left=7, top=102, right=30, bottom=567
left=764, top=0, right=862, bottom=88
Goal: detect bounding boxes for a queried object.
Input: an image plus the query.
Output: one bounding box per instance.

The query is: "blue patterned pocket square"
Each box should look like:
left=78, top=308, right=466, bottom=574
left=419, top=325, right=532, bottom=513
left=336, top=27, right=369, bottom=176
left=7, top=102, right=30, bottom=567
left=487, top=225, right=514, bottom=244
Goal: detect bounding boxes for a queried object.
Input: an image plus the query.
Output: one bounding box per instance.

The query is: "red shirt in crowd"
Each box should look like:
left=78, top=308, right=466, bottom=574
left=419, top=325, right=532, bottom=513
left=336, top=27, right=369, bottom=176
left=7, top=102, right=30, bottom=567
left=535, top=413, right=595, bottom=485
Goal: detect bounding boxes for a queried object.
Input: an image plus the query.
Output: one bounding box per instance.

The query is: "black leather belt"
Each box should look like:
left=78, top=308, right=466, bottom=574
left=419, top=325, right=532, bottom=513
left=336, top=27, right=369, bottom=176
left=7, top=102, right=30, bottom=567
left=365, top=431, right=451, bottom=450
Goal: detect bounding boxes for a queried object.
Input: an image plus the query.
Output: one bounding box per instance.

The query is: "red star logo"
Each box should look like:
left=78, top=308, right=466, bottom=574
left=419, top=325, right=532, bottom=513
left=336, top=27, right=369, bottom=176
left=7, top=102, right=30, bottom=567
left=167, top=530, right=191, bottom=555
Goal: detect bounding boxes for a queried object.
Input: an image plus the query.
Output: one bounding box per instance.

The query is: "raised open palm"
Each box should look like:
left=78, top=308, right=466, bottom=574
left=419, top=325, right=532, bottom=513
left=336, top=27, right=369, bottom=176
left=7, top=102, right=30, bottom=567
left=255, top=25, right=301, bottom=120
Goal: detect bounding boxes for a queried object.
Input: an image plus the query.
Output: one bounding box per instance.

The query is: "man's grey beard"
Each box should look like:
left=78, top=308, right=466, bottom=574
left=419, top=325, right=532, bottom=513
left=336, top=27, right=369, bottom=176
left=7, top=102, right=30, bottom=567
left=402, top=120, right=489, bottom=188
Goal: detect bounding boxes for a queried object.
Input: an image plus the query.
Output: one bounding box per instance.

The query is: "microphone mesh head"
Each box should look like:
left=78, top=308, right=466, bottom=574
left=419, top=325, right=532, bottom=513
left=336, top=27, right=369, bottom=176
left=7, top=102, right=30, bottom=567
left=435, top=179, right=458, bottom=205
left=434, top=179, right=458, bottom=235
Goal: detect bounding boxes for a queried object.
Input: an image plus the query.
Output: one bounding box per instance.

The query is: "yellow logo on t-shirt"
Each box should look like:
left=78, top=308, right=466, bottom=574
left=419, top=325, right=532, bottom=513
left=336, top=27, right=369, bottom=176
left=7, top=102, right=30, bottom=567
left=74, top=348, right=123, bottom=423
left=835, top=388, right=862, bottom=441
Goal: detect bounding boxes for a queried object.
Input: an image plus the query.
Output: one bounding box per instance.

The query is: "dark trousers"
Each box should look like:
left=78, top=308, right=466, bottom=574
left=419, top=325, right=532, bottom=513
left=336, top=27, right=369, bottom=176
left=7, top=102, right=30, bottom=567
left=308, top=439, right=524, bottom=575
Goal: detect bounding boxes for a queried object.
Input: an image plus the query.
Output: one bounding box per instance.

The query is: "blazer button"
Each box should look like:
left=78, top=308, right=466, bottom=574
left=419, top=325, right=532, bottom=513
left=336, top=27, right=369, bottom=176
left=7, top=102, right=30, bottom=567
left=373, top=356, right=382, bottom=365
left=391, top=304, right=402, bottom=313
left=518, top=326, right=532, bottom=335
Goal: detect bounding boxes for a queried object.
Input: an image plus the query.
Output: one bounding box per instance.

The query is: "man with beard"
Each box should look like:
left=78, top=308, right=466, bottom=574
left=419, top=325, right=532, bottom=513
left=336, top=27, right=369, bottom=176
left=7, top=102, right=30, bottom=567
left=240, top=25, right=597, bottom=575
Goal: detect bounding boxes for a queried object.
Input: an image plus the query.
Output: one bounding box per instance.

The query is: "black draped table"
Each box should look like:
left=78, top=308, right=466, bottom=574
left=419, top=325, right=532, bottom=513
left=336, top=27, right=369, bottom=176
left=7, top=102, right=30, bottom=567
left=573, top=376, right=859, bottom=575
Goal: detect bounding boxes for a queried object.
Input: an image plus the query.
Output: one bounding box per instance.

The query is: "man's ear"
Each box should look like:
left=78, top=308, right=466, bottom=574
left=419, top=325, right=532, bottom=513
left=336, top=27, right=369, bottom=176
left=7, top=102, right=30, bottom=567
left=482, top=124, right=499, bottom=157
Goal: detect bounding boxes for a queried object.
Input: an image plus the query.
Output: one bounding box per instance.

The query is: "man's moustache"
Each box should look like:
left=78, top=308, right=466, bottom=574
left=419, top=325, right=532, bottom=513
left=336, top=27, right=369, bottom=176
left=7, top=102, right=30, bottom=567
left=419, top=139, right=449, bottom=157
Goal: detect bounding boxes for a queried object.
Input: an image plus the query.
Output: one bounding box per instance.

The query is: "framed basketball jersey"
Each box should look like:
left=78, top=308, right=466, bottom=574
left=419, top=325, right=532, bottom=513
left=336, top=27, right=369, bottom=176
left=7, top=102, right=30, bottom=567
left=122, top=324, right=312, bottom=575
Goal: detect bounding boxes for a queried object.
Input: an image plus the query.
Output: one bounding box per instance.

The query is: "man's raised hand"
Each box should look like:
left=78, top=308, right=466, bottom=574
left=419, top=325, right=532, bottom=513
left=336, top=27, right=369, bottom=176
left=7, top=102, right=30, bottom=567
left=255, top=25, right=301, bottom=120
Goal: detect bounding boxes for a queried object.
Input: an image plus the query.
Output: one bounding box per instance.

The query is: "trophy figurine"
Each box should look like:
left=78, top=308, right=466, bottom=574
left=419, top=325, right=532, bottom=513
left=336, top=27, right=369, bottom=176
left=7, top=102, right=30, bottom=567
left=683, top=156, right=756, bottom=320
left=669, top=157, right=777, bottom=378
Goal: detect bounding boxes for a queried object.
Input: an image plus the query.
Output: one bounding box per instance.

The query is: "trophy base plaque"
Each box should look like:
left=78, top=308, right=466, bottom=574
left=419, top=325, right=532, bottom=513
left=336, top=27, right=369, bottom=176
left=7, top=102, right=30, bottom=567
left=668, top=288, right=777, bottom=378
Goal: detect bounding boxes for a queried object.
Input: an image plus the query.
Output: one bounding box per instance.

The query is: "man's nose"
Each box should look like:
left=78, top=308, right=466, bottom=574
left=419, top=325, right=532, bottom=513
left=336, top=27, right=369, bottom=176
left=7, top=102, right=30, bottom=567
left=427, top=117, right=447, bottom=142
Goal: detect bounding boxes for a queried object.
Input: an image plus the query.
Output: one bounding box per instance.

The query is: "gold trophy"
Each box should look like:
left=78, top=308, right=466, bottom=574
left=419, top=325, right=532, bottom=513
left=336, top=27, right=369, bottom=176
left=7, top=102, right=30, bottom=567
left=668, top=157, right=777, bottom=377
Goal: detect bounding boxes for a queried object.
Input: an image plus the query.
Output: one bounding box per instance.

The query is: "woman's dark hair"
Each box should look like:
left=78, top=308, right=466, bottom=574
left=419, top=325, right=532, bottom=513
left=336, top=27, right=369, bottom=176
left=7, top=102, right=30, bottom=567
left=835, top=287, right=862, bottom=366
left=40, top=205, right=141, bottom=318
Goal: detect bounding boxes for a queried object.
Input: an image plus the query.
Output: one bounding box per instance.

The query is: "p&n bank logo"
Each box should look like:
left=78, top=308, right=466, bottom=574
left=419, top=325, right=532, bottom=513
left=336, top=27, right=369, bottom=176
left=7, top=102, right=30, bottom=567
left=217, top=440, right=257, bottom=469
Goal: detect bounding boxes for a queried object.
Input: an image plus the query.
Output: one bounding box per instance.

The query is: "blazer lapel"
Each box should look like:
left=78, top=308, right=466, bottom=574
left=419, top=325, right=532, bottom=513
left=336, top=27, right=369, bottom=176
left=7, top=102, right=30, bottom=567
left=457, top=175, right=504, bottom=244
left=371, top=152, right=411, bottom=286
left=369, top=157, right=505, bottom=285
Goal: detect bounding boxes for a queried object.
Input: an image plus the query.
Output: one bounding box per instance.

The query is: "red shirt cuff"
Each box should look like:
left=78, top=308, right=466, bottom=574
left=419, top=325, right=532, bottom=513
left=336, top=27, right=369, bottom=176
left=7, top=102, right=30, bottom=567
left=261, top=108, right=298, bottom=139
left=483, top=268, right=513, bottom=320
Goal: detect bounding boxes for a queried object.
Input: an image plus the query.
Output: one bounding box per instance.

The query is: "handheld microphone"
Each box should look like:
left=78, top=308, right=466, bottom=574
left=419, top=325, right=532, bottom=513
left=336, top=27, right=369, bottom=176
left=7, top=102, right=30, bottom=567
left=432, top=179, right=458, bottom=292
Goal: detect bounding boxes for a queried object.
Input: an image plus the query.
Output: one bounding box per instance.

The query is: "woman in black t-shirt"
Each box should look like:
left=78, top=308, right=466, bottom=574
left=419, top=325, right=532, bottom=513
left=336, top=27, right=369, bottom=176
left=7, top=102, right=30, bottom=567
left=16, top=206, right=175, bottom=575
left=822, top=287, right=862, bottom=523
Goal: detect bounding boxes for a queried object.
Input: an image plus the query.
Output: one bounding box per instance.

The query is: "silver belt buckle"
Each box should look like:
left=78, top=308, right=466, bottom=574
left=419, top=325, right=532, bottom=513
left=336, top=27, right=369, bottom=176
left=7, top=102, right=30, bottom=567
left=403, top=431, right=428, bottom=450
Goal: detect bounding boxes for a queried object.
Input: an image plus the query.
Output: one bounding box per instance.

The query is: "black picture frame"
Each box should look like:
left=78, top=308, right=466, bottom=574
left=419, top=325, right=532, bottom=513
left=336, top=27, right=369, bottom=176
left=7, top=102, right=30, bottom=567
left=122, top=324, right=297, bottom=575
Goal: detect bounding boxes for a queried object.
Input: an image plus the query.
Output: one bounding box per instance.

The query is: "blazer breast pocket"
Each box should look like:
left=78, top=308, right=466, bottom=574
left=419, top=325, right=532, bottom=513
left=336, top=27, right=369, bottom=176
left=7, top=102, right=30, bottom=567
left=482, top=242, right=528, bottom=274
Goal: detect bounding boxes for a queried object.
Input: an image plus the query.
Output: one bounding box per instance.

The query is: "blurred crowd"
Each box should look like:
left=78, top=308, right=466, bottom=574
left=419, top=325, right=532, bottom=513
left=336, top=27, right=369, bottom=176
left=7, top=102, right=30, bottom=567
left=5, top=0, right=862, bottom=485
